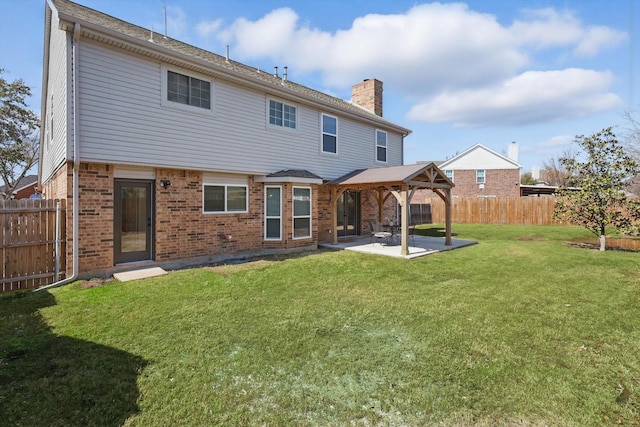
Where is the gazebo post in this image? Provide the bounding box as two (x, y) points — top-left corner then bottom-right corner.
(400, 186), (409, 256)
(445, 187), (452, 246)
(331, 187), (339, 244)
(376, 188), (385, 222)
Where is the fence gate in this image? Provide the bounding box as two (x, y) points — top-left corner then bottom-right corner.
(1, 199), (66, 293)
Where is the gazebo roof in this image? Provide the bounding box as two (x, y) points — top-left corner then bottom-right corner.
(327, 163), (453, 190)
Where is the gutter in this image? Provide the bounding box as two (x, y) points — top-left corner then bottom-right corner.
(35, 22), (81, 291)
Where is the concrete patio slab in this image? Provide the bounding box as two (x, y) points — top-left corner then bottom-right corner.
(319, 235), (477, 259)
(114, 267), (168, 282)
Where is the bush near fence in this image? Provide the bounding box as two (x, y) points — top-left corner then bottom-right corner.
(1, 199), (67, 293)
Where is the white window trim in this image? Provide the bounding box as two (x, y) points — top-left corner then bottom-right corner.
(476, 169), (485, 184)
(375, 129), (388, 163)
(264, 185), (282, 241)
(161, 64), (215, 116)
(266, 97), (298, 132)
(292, 186), (312, 240)
(320, 113), (338, 155)
(445, 170), (454, 182)
(203, 183), (249, 214)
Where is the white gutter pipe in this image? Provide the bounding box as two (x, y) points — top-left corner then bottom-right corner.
(36, 23), (81, 291)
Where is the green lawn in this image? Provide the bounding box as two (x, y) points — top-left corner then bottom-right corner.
(1, 224), (639, 426)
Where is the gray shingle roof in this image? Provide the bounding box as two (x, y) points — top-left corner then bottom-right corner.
(49, 0), (410, 135)
(327, 163), (453, 188)
(267, 169), (324, 180)
(1, 174), (38, 193)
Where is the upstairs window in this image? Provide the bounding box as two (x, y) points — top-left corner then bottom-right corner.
(476, 169), (485, 184)
(167, 71), (211, 109)
(376, 130), (387, 162)
(269, 99), (296, 129)
(445, 170), (454, 182)
(321, 114), (337, 153)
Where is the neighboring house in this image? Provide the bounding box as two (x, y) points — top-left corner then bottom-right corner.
(1, 175), (39, 199)
(39, 0), (414, 278)
(415, 143), (522, 200)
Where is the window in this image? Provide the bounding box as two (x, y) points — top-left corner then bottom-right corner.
(445, 170), (454, 182)
(265, 186), (282, 240)
(167, 70), (211, 109)
(321, 114), (337, 153)
(203, 184), (247, 213)
(476, 169), (485, 184)
(293, 187), (311, 239)
(376, 130), (387, 162)
(269, 99), (296, 129)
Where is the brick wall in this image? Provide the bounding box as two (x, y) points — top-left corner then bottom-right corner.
(49, 163), (322, 276)
(414, 168), (520, 200)
(41, 162), (73, 276)
(77, 163), (114, 272)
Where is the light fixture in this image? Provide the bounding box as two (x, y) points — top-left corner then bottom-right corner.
(160, 180), (172, 188)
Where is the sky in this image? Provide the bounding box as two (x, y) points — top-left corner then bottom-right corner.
(0, 0), (638, 174)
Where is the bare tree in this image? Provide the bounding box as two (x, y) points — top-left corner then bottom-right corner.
(540, 148), (576, 186)
(0, 69), (39, 199)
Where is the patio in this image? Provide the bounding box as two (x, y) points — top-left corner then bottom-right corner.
(319, 233), (477, 259)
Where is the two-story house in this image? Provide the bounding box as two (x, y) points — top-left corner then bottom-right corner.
(415, 144), (522, 202)
(39, 0), (421, 278)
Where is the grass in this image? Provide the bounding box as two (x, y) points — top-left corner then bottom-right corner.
(1, 224), (639, 426)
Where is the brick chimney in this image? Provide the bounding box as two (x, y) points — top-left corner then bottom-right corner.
(351, 78), (383, 116)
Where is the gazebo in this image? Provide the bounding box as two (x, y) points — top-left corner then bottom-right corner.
(327, 163), (454, 256)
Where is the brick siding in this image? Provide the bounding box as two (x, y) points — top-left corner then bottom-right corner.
(414, 168), (520, 201)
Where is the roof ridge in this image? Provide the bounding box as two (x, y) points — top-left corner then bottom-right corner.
(50, 0), (410, 134)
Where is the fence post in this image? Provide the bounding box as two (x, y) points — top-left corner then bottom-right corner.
(55, 200), (61, 281)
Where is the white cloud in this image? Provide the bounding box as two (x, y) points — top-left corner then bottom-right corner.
(196, 19), (223, 38)
(510, 8), (626, 57)
(194, 3), (625, 127)
(406, 69), (622, 127)
(209, 3), (527, 92)
(537, 135), (574, 148)
(574, 26), (627, 57)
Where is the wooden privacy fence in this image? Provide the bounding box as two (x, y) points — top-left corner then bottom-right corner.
(424, 197), (561, 225)
(1, 199), (66, 293)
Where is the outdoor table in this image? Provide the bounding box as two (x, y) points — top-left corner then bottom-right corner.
(383, 224), (401, 245)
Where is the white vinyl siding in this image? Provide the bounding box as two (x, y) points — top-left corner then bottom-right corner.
(265, 186), (282, 240)
(40, 20), (70, 183)
(75, 42), (404, 179)
(292, 187), (311, 239)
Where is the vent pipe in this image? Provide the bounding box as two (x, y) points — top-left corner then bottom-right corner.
(273, 66), (279, 78)
(283, 66), (288, 81)
(226, 45), (229, 62)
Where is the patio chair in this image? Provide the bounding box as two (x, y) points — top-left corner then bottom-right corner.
(368, 220), (392, 245)
(408, 225), (416, 246)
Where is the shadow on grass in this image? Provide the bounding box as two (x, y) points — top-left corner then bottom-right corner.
(0, 291), (147, 426)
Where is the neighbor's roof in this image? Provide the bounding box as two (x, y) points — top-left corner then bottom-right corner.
(0, 175), (38, 193)
(440, 144), (522, 169)
(47, 0), (411, 136)
(327, 163), (453, 189)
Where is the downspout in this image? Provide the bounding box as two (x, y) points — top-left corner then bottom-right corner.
(36, 23), (81, 291)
